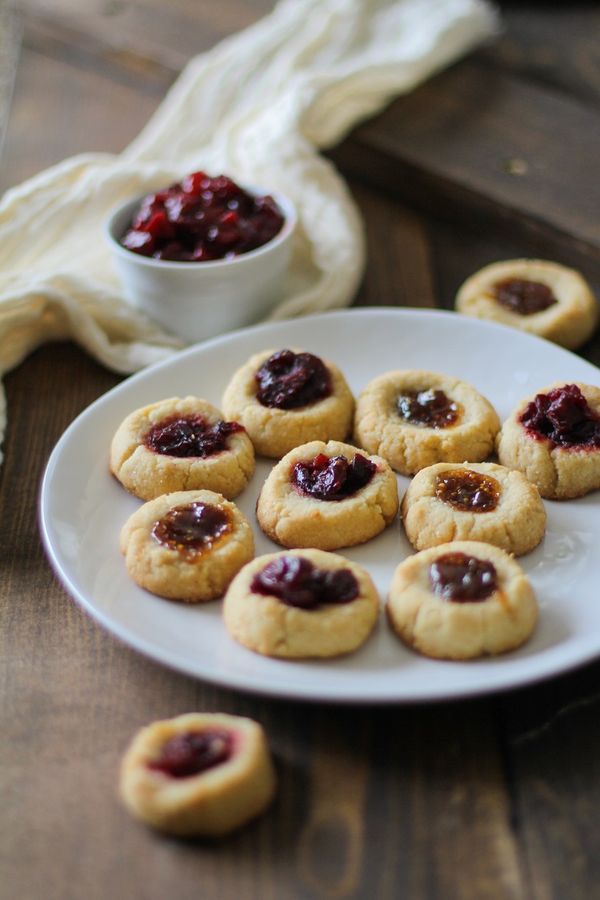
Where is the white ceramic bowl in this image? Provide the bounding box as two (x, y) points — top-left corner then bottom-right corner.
(105, 187), (296, 344)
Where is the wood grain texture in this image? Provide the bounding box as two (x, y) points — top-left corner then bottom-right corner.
(2, 3), (600, 899)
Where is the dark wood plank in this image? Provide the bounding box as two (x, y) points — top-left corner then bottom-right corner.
(331, 59), (600, 274)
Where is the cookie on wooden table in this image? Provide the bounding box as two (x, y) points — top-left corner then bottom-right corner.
(354, 369), (499, 476)
(120, 489), (254, 602)
(456, 259), (598, 350)
(496, 381), (600, 499)
(256, 439), (398, 550)
(119, 713), (276, 837)
(401, 461), (546, 555)
(223, 549), (379, 659)
(386, 540), (538, 660)
(110, 396), (254, 500)
(222, 348), (354, 458)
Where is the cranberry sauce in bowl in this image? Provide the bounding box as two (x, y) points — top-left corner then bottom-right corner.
(120, 172), (285, 263)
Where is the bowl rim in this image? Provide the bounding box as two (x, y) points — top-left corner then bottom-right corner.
(104, 182), (297, 271)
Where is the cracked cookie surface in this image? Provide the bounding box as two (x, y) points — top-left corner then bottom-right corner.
(119, 712), (276, 836)
(223, 549), (379, 658)
(402, 461), (546, 555)
(221, 348), (354, 458)
(110, 396), (254, 500)
(496, 381), (600, 499)
(456, 259), (598, 350)
(120, 489), (254, 602)
(387, 540), (538, 660)
(256, 440), (398, 550)
(354, 369), (500, 476)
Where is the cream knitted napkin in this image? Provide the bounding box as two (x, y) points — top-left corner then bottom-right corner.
(0, 0), (498, 460)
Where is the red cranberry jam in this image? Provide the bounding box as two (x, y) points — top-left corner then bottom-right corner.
(292, 452), (376, 501)
(120, 171), (284, 262)
(493, 278), (557, 315)
(397, 389), (460, 428)
(435, 470), (501, 513)
(519, 384), (600, 448)
(429, 552), (498, 603)
(144, 414), (244, 458)
(149, 730), (232, 778)
(255, 349), (332, 409)
(152, 502), (231, 556)
(251, 555), (359, 609)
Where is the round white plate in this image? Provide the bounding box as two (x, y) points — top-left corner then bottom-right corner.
(40, 308), (600, 703)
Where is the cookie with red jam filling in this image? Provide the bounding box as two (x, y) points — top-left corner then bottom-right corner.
(456, 259), (598, 350)
(401, 461), (546, 555)
(110, 396), (254, 500)
(120, 489), (254, 602)
(223, 549), (379, 658)
(496, 381), (600, 499)
(119, 713), (276, 836)
(221, 348), (354, 458)
(354, 370), (500, 476)
(387, 540), (538, 660)
(256, 440), (398, 550)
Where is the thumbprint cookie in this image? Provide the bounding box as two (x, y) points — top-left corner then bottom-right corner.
(110, 396), (254, 500)
(387, 540), (538, 660)
(354, 370), (499, 475)
(120, 489), (254, 602)
(221, 348), (354, 458)
(119, 713), (276, 836)
(223, 549), (379, 658)
(256, 440), (398, 550)
(496, 382), (600, 499)
(456, 259), (598, 350)
(402, 462), (546, 555)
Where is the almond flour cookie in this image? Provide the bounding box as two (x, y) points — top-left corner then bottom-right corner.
(223, 549), (379, 658)
(496, 382), (600, 499)
(402, 462), (546, 556)
(110, 396), (254, 501)
(354, 370), (500, 476)
(221, 348), (354, 458)
(387, 540), (538, 660)
(119, 713), (276, 837)
(120, 489), (254, 602)
(456, 259), (598, 350)
(256, 440), (398, 550)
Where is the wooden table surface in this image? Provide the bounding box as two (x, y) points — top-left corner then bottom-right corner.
(2, 3), (600, 899)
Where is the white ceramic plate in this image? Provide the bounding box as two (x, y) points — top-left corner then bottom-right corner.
(40, 308), (600, 703)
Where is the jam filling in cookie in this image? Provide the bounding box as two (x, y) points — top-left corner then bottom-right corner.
(144, 414), (244, 458)
(493, 278), (558, 315)
(292, 452), (376, 501)
(149, 730), (233, 778)
(396, 389), (461, 428)
(435, 470), (501, 513)
(520, 384), (600, 448)
(429, 552), (498, 603)
(255, 350), (332, 409)
(251, 555), (359, 609)
(152, 502), (232, 557)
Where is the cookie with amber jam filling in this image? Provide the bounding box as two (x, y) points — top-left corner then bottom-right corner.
(120, 489), (254, 602)
(110, 396), (254, 501)
(222, 348), (354, 458)
(387, 540), (538, 660)
(402, 461), (546, 555)
(496, 381), (600, 499)
(354, 370), (500, 476)
(223, 549), (379, 658)
(119, 712), (276, 837)
(456, 259), (598, 350)
(256, 439), (398, 550)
